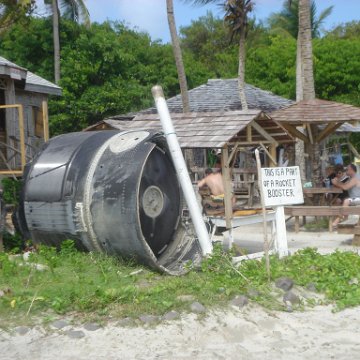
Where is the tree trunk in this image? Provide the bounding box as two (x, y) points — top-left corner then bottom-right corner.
(298, 0), (315, 101)
(166, 0), (194, 169)
(295, 35), (306, 181)
(237, 28), (248, 110)
(52, 0), (60, 84)
(295, 36), (303, 102)
(166, 0), (190, 113)
(298, 0), (320, 185)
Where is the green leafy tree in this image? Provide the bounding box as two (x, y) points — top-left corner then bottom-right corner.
(0, 18), (212, 134)
(43, 0), (90, 83)
(180, 12), (237, 77)
(184, 0), (254, 109)
(166, 0), (190, 113)
(268, 0), (333, 38)
(0, 0), (34, 34)
(325, 21), (360, 40)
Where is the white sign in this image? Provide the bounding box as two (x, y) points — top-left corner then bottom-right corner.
(261, 166), (304, 207)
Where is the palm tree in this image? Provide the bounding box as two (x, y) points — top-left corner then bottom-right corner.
(43, 0), (90, 84)
(296, 0), (321, 184)
(269, 0), (333, 39)
(224, 0), (254, 110)
(0, 1), (89, 84)
(166, 0), (190, 113)
(58, 0), (89, 25)
(297, 0), (315, 101)
(184, 0), (254, 110)
(0, 0), (34, 34)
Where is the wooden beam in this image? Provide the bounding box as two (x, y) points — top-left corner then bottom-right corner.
(349, 142), (360, 159)
(221, 146), (233, 229)
(269, 143), (277, 167)
(0, 151), (17, 179)
(246, 125), (252, 142)
(280, 123), (309, 143)
(229, 140), (273, 145)
(18, 104), (26, 172)
(228, 142), (240, 166)
(0, 141), (31, 159)
(0, 170), (23, 175)
(42, 100), (50, 142)
(251, 121), (278, 145)
(306, 124), (313, 144)
(0, 104), (26, 173)
(259, 142), (277, 166)
(314, 122), (341, 143)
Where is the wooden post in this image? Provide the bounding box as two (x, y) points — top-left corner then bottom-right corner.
(0, 190), (3, 252)
(246, 125), (252, 142)
(42, 100), (50, 142)
(18, 105), (26, 172)
(255, 149), (270, 279)
(270, 143), (277, 167)
(275, 206), (288, 258)
(222, 146), (233, 232)
(5, 79), (16, 169)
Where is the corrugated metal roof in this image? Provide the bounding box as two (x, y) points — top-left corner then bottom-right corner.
(0, 55), (27, 81)
(271, 99), (360, 124)
(139, 79), (294, 114)
(25, 71), (62, 96)
(114, 110), (293, 148)
(0, 55), (61, 95)
(0, 56), (26, 71)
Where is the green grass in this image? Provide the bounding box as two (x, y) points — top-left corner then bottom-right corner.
(304, 218), (329, 231)
(1, 241), (360, 328)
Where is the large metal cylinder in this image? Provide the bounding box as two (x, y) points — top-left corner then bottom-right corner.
(16, 130), (202, 274)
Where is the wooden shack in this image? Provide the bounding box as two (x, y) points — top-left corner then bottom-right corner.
(89, 110), (293, 231)
(83, 80), (298, 231)
(0, 56), (61, 176)
(271, 99), (360, 180)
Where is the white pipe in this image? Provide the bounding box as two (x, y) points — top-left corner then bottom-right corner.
(152, 85), (213, 256)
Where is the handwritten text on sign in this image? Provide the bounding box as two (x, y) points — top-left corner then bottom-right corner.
(261, 166), (304, 206)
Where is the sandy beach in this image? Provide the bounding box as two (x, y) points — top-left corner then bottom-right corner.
(1, 303), (360, 360)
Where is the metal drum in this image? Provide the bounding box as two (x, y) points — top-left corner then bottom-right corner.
(16, 130), (201, 274)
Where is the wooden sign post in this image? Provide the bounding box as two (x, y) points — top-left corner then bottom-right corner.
(256, 155), (304, 258)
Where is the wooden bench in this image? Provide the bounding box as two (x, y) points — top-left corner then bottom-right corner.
(232, 168), (256, 207)
(284, 206), (360, 233)
(337, 218), (360, 246)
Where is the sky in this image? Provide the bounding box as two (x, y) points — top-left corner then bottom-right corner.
(85, 0), (360, 43)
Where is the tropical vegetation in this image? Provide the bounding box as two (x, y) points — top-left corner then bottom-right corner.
(0, 2), (357, 143)
(2, 244), (360, 327)
(0, 1), (360, 322)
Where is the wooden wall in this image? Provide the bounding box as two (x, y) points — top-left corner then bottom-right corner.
(0, 77), (47, 170)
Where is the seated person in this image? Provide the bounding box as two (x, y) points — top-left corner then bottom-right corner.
(198, 168), (236, 210)
(329, 164), (349, 204)
(331, 163), (360, 226)
(323, 165), (335, 187)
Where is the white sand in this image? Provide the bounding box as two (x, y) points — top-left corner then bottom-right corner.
(1, 304), (360, 360)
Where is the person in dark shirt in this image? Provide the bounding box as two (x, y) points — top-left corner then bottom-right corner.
(333, 164), (349, 202)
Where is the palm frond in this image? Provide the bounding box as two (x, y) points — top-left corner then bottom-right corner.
(182, 0), (220, 5)
(317, 6), (333, 24)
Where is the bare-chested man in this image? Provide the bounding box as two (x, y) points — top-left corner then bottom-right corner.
(198, 169), (225, 196)
(198, 169), (236, 205)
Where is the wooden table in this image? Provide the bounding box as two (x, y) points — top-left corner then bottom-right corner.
(303, 187), (343, 206)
